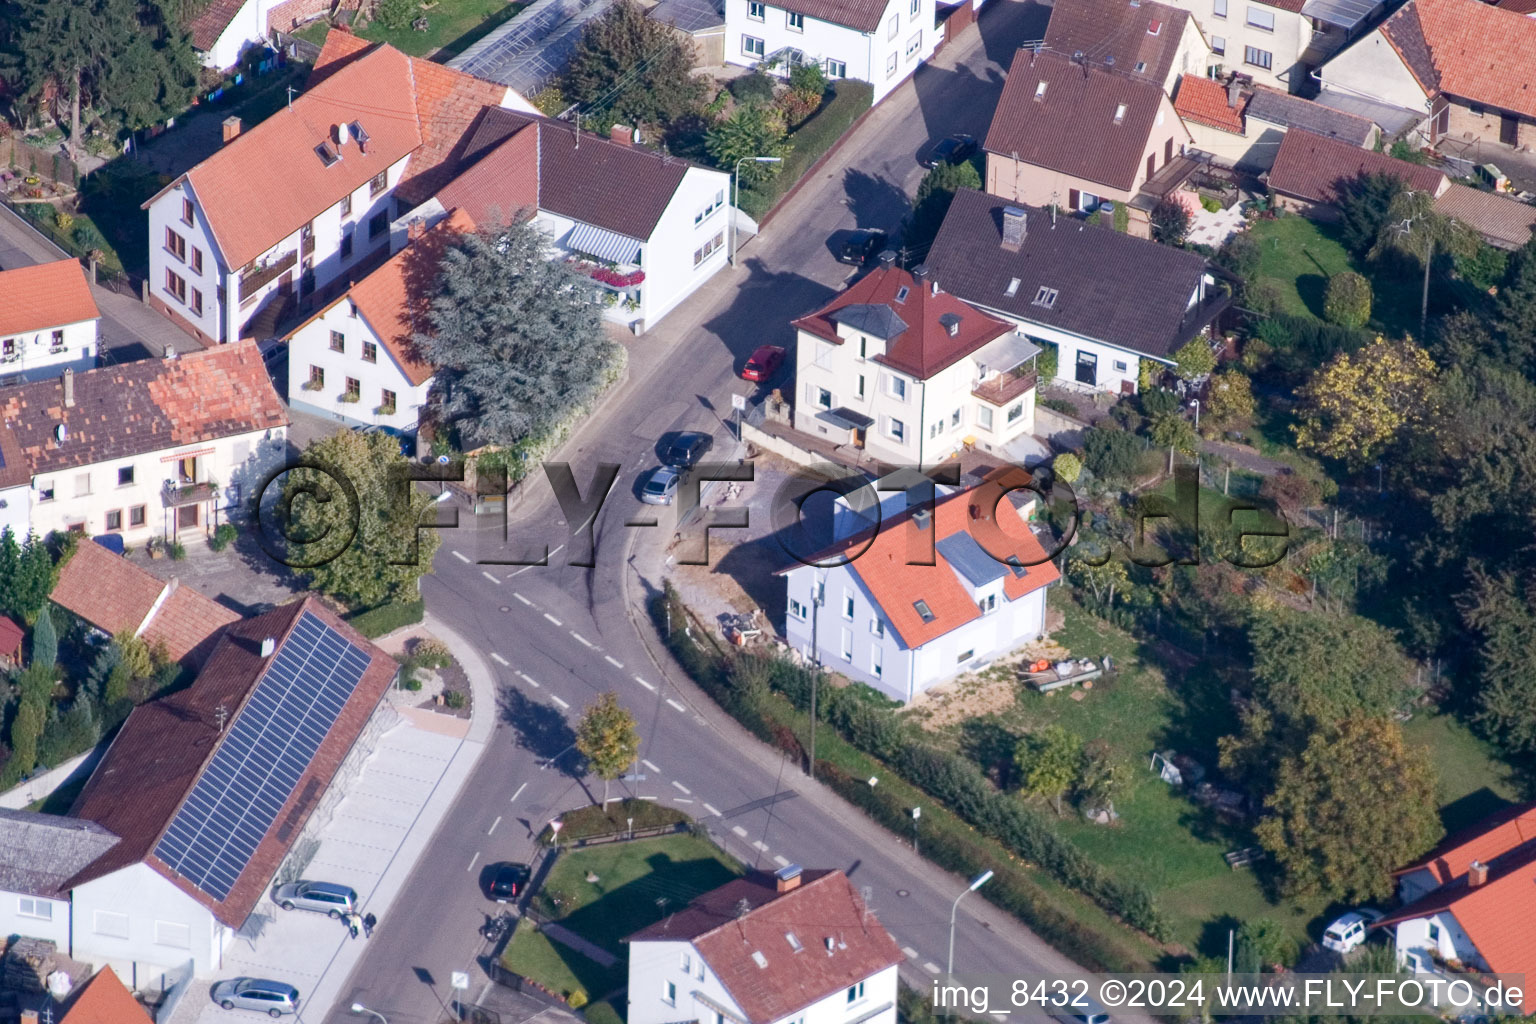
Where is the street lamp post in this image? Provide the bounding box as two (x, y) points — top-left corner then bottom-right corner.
(351, 1004), (388, 1024)
(911, 807), (921, 855)
(1189, 398), (1200, 434)
(808, 572), (824, 780)
(947, 870), (995, 983)
(731, 156), (783, 267)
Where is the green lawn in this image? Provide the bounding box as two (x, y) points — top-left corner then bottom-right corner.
(501, 919), (627, 1002)
(1247, 215), (1421, 337)
(532, 833), (744, 954)
(1403, 710), (1522, 834)
(345, 0), (527, 59)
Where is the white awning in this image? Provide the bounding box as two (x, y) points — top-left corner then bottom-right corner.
(565, 222), (643, 265)
(973, 332), (1041, 375)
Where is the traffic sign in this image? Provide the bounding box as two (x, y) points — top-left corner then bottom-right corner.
(731, 393), (747, 411)
(451, 971), (470, 990)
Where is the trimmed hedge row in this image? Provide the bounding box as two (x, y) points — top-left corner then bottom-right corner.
(738, 80), (874, 219)
(346, 598), (425, 638)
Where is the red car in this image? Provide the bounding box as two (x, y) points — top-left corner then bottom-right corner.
(742, 345), (785, 382)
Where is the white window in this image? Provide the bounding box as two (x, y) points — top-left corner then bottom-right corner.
(696, 961), (705, 981)
(790, 598), (807, 619)
(694, 231), (725, 266)
(977, 406), (994, 431)
(748, 0), (765, 16)
(155, 920), (191, 949)
(1213, 0), (1227, 15)
(37, 480), (54, 502)
(840, 627), (853, 660)
(74, 472), (91, 497)
(979, 593), (997, 613)
(1033, 286), (1058, 308)
(888, 417), (905, 442)
(1077, 191), (1100, 212)
(788, 10), (804, 29)
(887, 374), (907, 399)
(1246, 6), (1274, 29)
(870, 617), (884, 637)
(743, 34), (765, 57)
(17, 897), (52, 920)
(1244, 45), (1273, 69)
(871, 646), (883, 678)
(1211, 34), (1226, 54)
(663, 982), (676, 1005)
(950, 408), (961, 429)
(886, 52), (898, 77)
(906, 30), (922, 57)
(811, 385), (832, 409)
(929, 421), (941, 440)
(910, 0), (919, 12)
(843, 591), (855, 619)
(681, 952), (692, 973)
(94, 910), (130, 938)
(856, 374), (865, 397)
(957, 647), (975, 664)
(1113, 360), (1128, 373)
(827, 60), (847, 77)
(887, 12), (898, 38)
(695, 190), (725, 224)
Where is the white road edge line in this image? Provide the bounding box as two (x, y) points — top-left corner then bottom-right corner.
(467, 851), (480, 872)
(510, 783), (527, 803)
(673, 798), (694, 804)
(571, 631), (594, 648)
(922, 963), (940, 974)
(514, 593), (532, 606)
(550, 695), (570, 710)
(488, 815), (502, 835)
(751, 840), (768, 851)
(544, 613), (563, 626)
(452, 550), (471, 563)
(702, 803), (721, 817)
(672, 781), (691, 794)
(666, 698), (686, 712)
(640, 795), (659, 801)
(481, 570), (501, 585)
(773, 855), (790, 867)
(490, 653), (509, 666)
(634, 676), (656, 691)
(901, 947), (919, 959)
(641, 759), (660, 772)
(605, 655), (623, 668)
(731, 826), (749, 838)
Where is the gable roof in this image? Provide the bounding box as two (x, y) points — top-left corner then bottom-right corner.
(0, 615), (22, 659)
(435, 120), (541, 228)
(1394, 0), (1536, 118)
(986, 50), (1176, 192)
(926, 189), (1216, 360)
(1244, 84), (1376, 146)
(1434, 182), (1536, 250)
(0, 258), (101, 337)
(66, 596), (397, 927)
(1267, 128), (1448, 204)
(187, 0), (250, 52)
(0, 340), (287, 477)
(771, 0), (891, 33)
(444, 107), (693, 240)
(1043, 0), (1194, 86)
(61, 968), (154, 1024)
(790, 263), (1014, 380)
(0, 807), (120, 900)
(1378, 802), (1536, 990)
(290, 209), (478, 386)
(1174, 74), (1246, 134)
(628, 870), (903, 1023)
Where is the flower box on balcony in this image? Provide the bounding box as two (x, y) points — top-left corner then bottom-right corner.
(339, 392), (360, 404)
(301, 379), (324, 392)
(568, 258), (645, 288)
(375, 404), (396, 416)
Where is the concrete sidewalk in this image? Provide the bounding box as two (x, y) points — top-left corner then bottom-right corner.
(166, 614), (499, 1024)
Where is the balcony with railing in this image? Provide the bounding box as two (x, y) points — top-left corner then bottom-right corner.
(163, 479), (217, 507)
(972, 368), (1038, 406)
(238, 250), (298, 305)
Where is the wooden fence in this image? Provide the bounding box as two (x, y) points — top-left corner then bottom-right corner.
(0, 135), (78, 184)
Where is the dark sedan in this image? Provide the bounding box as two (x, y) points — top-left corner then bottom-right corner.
(488, 862), (530, 902)
(920, 134), (978, 168)
(837, 229), (888, 265)
(663, 431), (714, 468)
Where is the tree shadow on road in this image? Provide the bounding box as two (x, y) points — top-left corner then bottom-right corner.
(500, 686), (584, 779)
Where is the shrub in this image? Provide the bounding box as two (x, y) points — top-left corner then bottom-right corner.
(1336, 172), (1403, 256)
(413, 636), (453, 668)
(375, 0), (420, 30)
(1200, 195), (1222, 213)
(736, 80), (872, 218)
(1053, 452), (1082, 483)
(1138, 387), (1180, 419)
(168, 540), (186, 560)
(444, 690), (467, 709)
(787, 61), (827, 99)
(402, 675), (422, 692)
(209, 523), (238, 551)
(1036, 340), (1059, 380)
(1172, 338), (1216, 380)
(54, 210), (74, 232)
(1216, 231), (1261, 281)
(1323, 271), (1372, 329)
(347, 599), (426, 638)
(1150, 198), (1190, 246)
(1082, 426), (1144, 485)
(729, 71), (777, 107)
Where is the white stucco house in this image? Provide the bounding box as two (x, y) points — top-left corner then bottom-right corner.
(723, 0), (939, 104)
(0, 342), (288, 545)
(426, 107), (735, 334)
(142, 30), (534, 348)
(779, 473), (1059, 704)
(627, 866), (903, 1024)
(1160, 0), (1383, 93)
(0, 259), (100, 385)
(1377, 802), (1536, 1013)
(789, 259), (1044, 466)
(926, 189), (1230, 396)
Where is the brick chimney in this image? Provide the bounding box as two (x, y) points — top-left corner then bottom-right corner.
(62, 368), (74, 408)
(610, 124), (633, 147)
(774, 863), (802, 892)
(1227, 78), (1243, 109)
(1469, 859), (1488, 887)
(222, 116), (242, 144)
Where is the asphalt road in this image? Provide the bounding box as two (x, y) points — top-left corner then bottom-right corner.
(323, 5), (1075, 1022)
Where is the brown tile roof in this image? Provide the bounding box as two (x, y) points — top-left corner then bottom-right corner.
(1435, 182), (1536, 250)
(1174, 74), (1245, 134)
(791, 263), (1013, 380)
(773, 0), (890, 32)
(1406, 0), (1536, 118)
(0, 340), (286, 476)
(0, 615), (21, 660)
(1377, 802), (1536, 989)
(66, 596), (398, 928)
(0, 425), (28, 489)
(1267, 128), (1447, 204)
(1244, 84), (1377, 146)
(1497, 0), (1536, 15)
(1378, 0), (1440, 94)
(1258, 0), (1306, 14)
(144, 582), (243, 666)
(927, 189), (1216, 360)
(290, 209), (478, 386)
(1043, 0), (1193, 86)
(0, 258), (101, 337)
(985, 50), (1177, 192)
(628, 871), (904, 1024)
(451, 108), (691, 240)
(61, 968), (154, 1024)
(435, 122), (541, 228)
(186, 0), (249, 53)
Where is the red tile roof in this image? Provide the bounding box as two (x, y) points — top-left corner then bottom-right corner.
(628, 871), (904, 1024)
(0, 258), (101, 337)
(1267, 128), (1447, 204)
(62, 968), (154, 1024)
(0, 339), (287, 475)
(186, 0), (249, 53)
(66, 596), (398, 928)
(790, 263), (1014, 380)
(51, 541), (240, 665)
(774, 0), (891, 32)
(1379, 802), (1536, 991)
(0, 615), (22, 661)
(1408, 0), (1536, 119)
(435, 122), (541, 228)
(1174, 74), (1246, 134)
(290, 209), (478, 386)
(986, 50), (1181, 192)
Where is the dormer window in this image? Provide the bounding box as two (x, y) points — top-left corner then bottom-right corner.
(1134, 60), (1147, 72)
(940, 312), (962, 337)
(1113, 103), (1127, 124)
(895, 285), (910, 304)
(1033, 286), (1058, 308)
(315, 143), (340, 167)
(1034, 80), (1047, 100)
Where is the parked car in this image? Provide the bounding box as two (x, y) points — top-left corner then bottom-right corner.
(920, 134), (977, 168)
(640, 466), (681, 505)
(488, 862), (530, 902)
(211, 978), (300, 1018)
(742, 345), (786, 381)
(837, 229), (888, 265)
(1052, 997), (1111, 1024)
(1321, 909), (1383, 953)
(663, 431), (713, 468)
(273, 880), (357, 919)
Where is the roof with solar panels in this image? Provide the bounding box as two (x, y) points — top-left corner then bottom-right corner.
(63, 595), (398, 926)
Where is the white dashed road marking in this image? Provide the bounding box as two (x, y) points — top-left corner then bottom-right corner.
(550, 695), (570, 710)
(672, 781), (691, 795)
(452, 550), (471, 563)
(923, 963), (940, 975)
(634, 676), (656, 691)
(510, 783), (527, 803)
(571, 631), (594, 648)
(490, 653), (509, 666)
(901, 947), (919, 959)
(514, 593), (532, 606)
(773, 855), (790, 867)
(673, 798), (694, 804)
(752, 841), (768, 852)
(605, 655), (623, 668)
(488, 816), (501, 835)
(731, 826), (749, 838)
(481, 571), (501, 584)
(517, 671), (540, 688)
(543, 613), (563, 626)
(467, 852), (480, 872)
(666, 699), (686, 712)
(703, 803), (721, 816)
(642, 759), (660, 772)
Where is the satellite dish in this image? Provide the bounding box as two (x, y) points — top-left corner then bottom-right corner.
(1105, 55), (1115, 66)
(54, 424), (67, 443)
(1073, 50), (1085, 62)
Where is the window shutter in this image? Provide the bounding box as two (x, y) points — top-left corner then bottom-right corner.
(1068, 188), (1080, 210)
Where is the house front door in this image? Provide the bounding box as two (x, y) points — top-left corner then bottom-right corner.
(177, 504), (199, 531)
(1501, 113), (1520, 146)
(1075, 351), (1098, 387)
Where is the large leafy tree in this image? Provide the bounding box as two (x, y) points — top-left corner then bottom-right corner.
(1294, 337), (1438, 467)
(281, 429), (441, 610)
(419, 224), (622, 449)
(562, 0), (705, 130)
(1254, 717), (1442, 901)
(1014, 726), (1082, 815)
(1335, 171), (1404, 256)
(575, 691), (640, 805)
(1248, 610), (1413, 727)
(705, 105), (790, 183)
(0, 529), (57, 624)
(903, 160), (980, 256)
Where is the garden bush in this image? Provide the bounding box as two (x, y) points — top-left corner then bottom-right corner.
(208, 523), (238, 551)
(1323, 271), (1372, 329)
(729, 71), (777, 107)
(1082, 426), (1144, 485)
(736, 80), (872, 218)
(444, 690), (467, 709)
(413, 636), (453, 668)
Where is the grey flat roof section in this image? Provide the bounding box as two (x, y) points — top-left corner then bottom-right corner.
(936, 531), (1008, 588)
(1315, 88), (1426, 136)
(973, 331), (1041, 373)
(0, 808), (120, 900)
(1301, 0), (1377, 29)
(448, 0), (619, 95)
(1246, 88), (1376, 146)
(829, 303), (908, 340)
(650, 0), (724, 33)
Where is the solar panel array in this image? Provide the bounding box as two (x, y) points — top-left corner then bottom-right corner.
(154, 612), (371, 902)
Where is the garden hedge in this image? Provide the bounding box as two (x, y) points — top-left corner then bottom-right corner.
(738, 80), (874, 219)
(346, 598), (425, 638)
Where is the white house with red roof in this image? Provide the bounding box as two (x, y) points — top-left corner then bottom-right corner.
(778, 472), (1058, 702)
(626, 866), (902, 1024)
(791, 259), (1043, 467)
(0, 259), (101, 384)
(1378, 802), (1536, 1009)
(142, 31), (534, 348)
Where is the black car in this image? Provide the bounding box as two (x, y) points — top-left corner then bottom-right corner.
(488, 862), (530, 902)
(920, 134), (978, 168)
(663, 431), (714, 468)
(838, 229), (888, 266)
